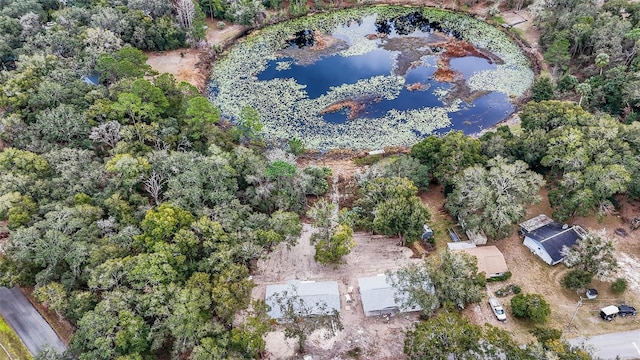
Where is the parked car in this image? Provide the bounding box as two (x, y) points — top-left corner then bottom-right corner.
(600, 305), (619, 321)
(489, 297), (507, 321)
(618, 304), (637, 316)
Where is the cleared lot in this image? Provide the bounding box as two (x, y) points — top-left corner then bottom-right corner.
(252, 224), (422, 359)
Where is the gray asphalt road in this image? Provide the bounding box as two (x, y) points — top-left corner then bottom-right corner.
(569, 328), (640, 360)
(0, 287), (66, 356)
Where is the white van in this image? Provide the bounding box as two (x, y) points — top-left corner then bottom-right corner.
(489, 297), (507, 321)
(600, 305), (619, 321)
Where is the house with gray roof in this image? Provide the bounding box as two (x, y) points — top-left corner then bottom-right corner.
(358, 274), (429, 317)
(520, 214), (587, 266)
(265, 280), (340, 320)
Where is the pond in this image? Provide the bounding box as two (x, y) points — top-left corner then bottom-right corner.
(208, 6), (534, 150)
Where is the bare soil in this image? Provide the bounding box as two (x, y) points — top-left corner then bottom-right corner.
(145, 19), (247, 91)
(252, 224), (422, 359)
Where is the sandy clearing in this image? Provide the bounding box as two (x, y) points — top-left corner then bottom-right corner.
(253, 222), (423, 359)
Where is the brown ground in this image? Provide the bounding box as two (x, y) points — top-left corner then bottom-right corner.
(145, 19), (247, 91)
(252, 224), (422, 359)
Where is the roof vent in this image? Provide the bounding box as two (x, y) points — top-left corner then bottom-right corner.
(562, 224), (569, 230)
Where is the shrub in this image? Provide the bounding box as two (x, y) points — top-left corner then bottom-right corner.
(511, 293), (551, 324)
(531, 76), (554, 102)
(287, 138), (305, 156)
(530, 327), (562, 349)
(217, 21), (226, 28)
(562, 269), (593, 290)
(487, 271), (512, 282)
(611, 278), (628, 294)
(513, 285), (521, 294)
(556, 74), (578, 92)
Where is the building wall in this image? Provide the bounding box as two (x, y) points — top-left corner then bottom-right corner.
(523, 237), (553, 265)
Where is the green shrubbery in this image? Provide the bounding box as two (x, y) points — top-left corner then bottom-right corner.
(511, 293), (551, 324)
(611, 278), (628, 294)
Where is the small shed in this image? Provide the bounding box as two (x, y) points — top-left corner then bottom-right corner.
(265, 280), (340, 320)
(358, 274), (429, 317)
(520, 215), (587, 266)
(452, 245), (509, 279)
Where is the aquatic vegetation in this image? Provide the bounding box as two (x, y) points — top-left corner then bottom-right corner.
(209, 6), (533, 150)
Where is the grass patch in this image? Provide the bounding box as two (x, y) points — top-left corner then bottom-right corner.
(491, 16), (506, 24)
(0, 315), (33, 360)
(353, 154), (383, 166)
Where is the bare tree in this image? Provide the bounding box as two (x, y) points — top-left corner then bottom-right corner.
(144, 171), (166, 206)
(173, 0), (196, 30)
(89, 121), (122, 148)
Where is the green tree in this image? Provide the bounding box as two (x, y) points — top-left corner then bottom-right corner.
(373, 195), (430, 246)
(96, 46), (154, 84)
(105, 154), (151, 193)
(511, 293), (551, 324)
(268, 210), (302, 248)
(595, 52), (610, 75)
(446, 156), (545, 239)
(390, 251), (483, 315)
(562, 269), (593, 290)
(576, 82), (591, 106)
(314, 224), (355, 267)
(520, 100), (590, 132)
(404, 309), (483, 359)
(411, 131), (485, 188)
(229, 300), (271, 358)
(355, 176), (428, 235)
(404, 308), (535, 360)
(33, 282), (68, 320)
(238, 106), (263, 142)
(544, 37), (571, 74)
(531, 75), (555, 102)
(562, 231), (617, 281)
(137, 203), (194, 248)
(212, 264), (254, 324)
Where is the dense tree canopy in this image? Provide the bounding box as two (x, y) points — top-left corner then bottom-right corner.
(2, 0), (640, 359)
(447, 156), (545, 239)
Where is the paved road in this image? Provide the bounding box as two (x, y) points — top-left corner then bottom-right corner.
(0, 287), (66, 356)
(569, 329), (640, 360)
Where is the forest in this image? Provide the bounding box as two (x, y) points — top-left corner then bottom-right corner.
(0, 0), (639, 359)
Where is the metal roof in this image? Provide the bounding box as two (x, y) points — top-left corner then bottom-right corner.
(358, 274), (428, 314)
(525, 222), (585, 263)
(519, 214), (554, 233)
(265, 280), (340, 319)
(452, 246), (508, 276)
